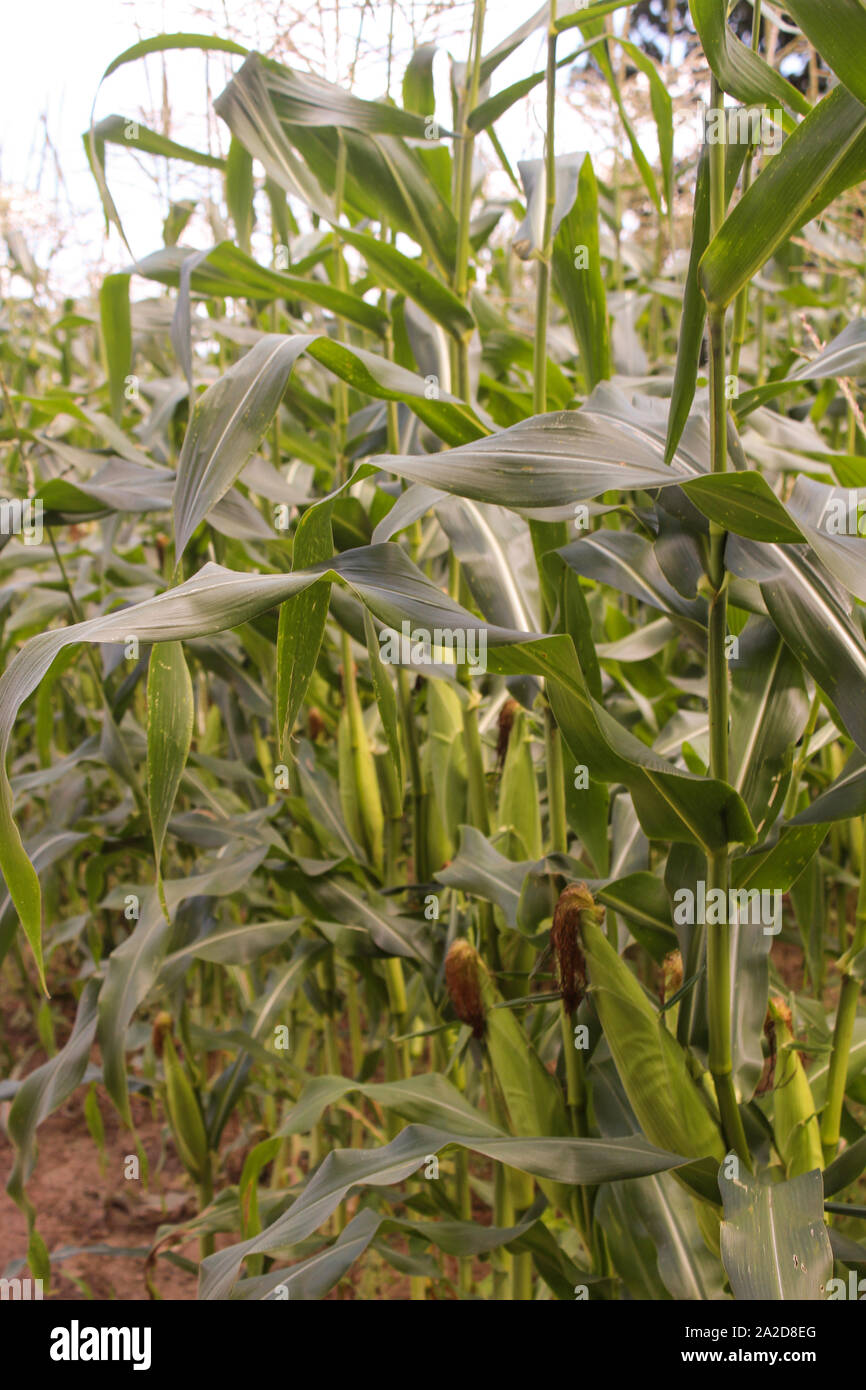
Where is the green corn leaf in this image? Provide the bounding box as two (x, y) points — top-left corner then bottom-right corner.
(403, 43), (437, 115)
(735, 318), (866, 418)
(336, 227), (475, 341)
(147, 642), (194, 880)
(199, 1123), (694, 1298)
(98, 273), (132, 424)
(701, 85), (866, 312)
(727, 537), (866, 756)
(719, 1166), (831, 1299)
(225, 137), (254, 252)
(491, 634), (756, 852)
(689, 0), (810, 117)
(162, 1033), (209, 1180)
(580, 914), (726, 1170)
(276, 499), (333, 758)
(364, 609), (404, 793)
(174, 331), (485, 561)
(552, 153), (611, 388)
(728, 618), (810, 834)
(782, 1), (866, 108)
(497, 706), (542, 860)
(215, 54), (458, 272)
(130, 242), (389, 335)
(278, 1072), (504, 1139)
(681, 472), (805, 544)
(664, 135), (747, 461)
(173, 334), (304, 560)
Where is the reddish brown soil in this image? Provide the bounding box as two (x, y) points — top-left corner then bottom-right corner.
(0, 973), (231, 1301)
(0, 1088), (201, 1300)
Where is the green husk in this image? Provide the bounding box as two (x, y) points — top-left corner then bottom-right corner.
(768, 998), (824, 1179)
(445, 939), (575, 1214)
(580, 915), (725, 1167)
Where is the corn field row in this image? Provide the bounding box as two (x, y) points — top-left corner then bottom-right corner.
(2, 0), (866, 1304)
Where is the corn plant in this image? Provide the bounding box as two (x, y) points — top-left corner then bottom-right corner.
(3, 0), (866, 1302)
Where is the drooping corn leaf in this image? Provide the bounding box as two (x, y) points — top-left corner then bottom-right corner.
(131, 241), (389, 335)
(199, 1124), (695, 1298)
(689, 0), (811, 118)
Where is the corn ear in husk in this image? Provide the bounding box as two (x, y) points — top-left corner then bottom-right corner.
(768, 997), (823, 1178)
(580, 915), (725, 1175)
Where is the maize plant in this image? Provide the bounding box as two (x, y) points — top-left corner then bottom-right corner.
(3, 0), (866, 1306)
